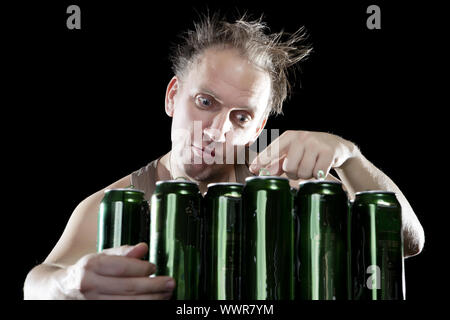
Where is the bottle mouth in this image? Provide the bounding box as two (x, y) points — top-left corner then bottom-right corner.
(245, 175), (289, 182)
(155, 179), (199, 185)
(243, 167), (289, 182)
(207, 182), (244, 188)
(258, 168), (271, 176)
(104, 188), (145, 194)
(317, 170), (326, 180)
(355, 190), (396, 196)
(299, 180), (342, 185)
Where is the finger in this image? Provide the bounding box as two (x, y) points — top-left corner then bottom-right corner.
(101, 244), (136, 256)
(101, 243), (148, 259)
(297, 150), (319, 180)
(93, 254), (155, 277)
(249, 134), (291, 173)
(125, 242), (149, 259)
(312, 152), (334, 179)
(96, 275), (175, 296)
(266, 155), (286, 176)
(281, 145), (305, 180)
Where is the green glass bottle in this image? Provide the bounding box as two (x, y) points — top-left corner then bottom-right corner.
(97, 188), (150, 260)
(150, 180), (202, 300)
(202, 182), (244, 300)
(296, 181), (349, 300)
(241, 176), (295, 300)
(350, 191), (404, 300)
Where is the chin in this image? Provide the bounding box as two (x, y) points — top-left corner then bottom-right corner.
(183, 163), (224, 182)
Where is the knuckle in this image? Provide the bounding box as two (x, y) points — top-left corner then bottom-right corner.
(298, 130), (310, 140)
(306, 136), (318, 148)
(321, 144), (333, 154)
(284, 130), (299, 140)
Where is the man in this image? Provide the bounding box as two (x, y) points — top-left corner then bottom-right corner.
(23, 13), (424, 300)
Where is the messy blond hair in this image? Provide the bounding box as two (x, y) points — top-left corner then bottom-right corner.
(169, 12), (312, 116)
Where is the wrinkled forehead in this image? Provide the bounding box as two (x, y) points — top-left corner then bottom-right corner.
(184, 48), (272, 111)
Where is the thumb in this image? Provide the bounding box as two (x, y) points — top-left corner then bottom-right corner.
(125, 242), (149, 259)
(101, 242), (148, 259)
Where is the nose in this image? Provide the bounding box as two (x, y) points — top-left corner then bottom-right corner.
(203, 111), (233, 143)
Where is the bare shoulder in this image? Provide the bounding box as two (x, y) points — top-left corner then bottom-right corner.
(86, 174), (132, 200)
(72, 174), (132, 215)
(104, 174), (133, 191)
(44, 174), (132, 266)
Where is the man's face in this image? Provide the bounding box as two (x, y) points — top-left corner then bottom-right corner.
(166, 48), (271, 181)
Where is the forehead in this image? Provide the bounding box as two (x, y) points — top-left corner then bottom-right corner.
(185, 48), (271, 109)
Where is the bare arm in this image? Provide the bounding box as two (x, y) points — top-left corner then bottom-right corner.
(23, 175), (128, 299)
(23, 175), (175, 299)
(249, 130), (425, 259)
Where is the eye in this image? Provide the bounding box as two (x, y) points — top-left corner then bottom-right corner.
(195, 95), (213, 108)
(234, 112), (252, 125)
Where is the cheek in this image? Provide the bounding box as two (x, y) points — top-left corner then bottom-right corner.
(173, 98), (211, 129)
(171, 99), (192, 143)
(170, 103), (194, 141)
(229, 127), (256, 146)
(171, 99), (212, 144)
(173, 99), (193, 121)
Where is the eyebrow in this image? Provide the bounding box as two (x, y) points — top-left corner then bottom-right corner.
(198, 87), (257, 113)
(199, 88), (224, 104)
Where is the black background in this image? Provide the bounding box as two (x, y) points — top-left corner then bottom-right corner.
(2, 0), (445, 308)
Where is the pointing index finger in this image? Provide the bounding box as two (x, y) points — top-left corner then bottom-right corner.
(249, 133), (291, 173)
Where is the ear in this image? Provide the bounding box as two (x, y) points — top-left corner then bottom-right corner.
(165, 76), (179, 117)
(246, 116), (268, 146)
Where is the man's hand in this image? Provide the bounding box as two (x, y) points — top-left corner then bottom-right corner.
(249, 130), (359, 180)
(57, 243), (175, 300)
